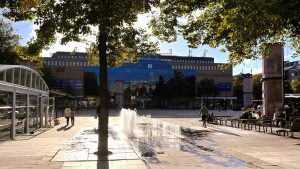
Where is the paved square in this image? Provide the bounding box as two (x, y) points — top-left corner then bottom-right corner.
(0, 108), (299, 169)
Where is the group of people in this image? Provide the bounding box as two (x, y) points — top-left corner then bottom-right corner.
(199, 104), (215, 128)
(63, 105), (76, 126)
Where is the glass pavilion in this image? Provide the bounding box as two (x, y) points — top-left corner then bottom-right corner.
(0, 65), (54, 141)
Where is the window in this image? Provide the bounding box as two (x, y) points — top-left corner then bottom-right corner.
(291, 72), (295, 76)
(148, 64), (152, 69)
(13, 68), (20, 84)
(20, 69), (26, 86)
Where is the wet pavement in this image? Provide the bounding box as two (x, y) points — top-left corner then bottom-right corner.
(0, 108), (299, 169)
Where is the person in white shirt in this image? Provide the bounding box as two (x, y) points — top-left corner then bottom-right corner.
(64, 106), (71, 125)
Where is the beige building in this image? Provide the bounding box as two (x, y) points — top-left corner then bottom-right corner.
(43, 52), (90, 97)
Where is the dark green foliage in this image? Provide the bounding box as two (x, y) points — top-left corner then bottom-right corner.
(232, 76), (243, 101)
(40, 67), (55, 88)
(252, 74), (262, 101)
(197, 78), (219, 97)
(0, 18), (20, 64)
(284, 80), (293, 94)
(151, 0), (300, 65)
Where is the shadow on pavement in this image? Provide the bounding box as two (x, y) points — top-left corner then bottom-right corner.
(211, 128), (241, 137)
(56, 125), (68, 131)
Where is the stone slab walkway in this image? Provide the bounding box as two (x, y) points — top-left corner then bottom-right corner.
(0, 108), (299, 169)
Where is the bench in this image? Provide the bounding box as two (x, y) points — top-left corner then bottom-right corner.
(276, 129), (288, 136)
(214, 116), (232, 125)
(285, 116), (300, 128)
(288, 118), (300, 137)
(254, 118), (273, 133)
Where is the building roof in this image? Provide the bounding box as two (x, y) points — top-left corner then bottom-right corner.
(0, 65), (49, 94)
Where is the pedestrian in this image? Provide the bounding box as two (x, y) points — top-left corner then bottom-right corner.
(64, 105), (71, 125)
(70, 107), (75, 125)
(199, 104), (209, 128)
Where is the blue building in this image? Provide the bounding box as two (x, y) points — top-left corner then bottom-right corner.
(43, 52), (233, 101)
(84, 55), (196, 96)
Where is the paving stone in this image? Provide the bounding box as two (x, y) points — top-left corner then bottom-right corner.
(0, 109), (300, 169)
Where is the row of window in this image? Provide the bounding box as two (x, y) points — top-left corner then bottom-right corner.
(0, 68), (48, 92)
(172, 65), (223, 71)
(162, 59), (213, 64)
(44, 61), (98, 67)
(54, 54), (87, 59)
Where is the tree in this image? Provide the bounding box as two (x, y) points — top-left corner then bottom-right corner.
(151, 0), (300, 66)
(153, 76), (167, 108)
(284, 80), (293, 93)
(41, 67), (54, 89)
(291, 79), (300, 93)
(1, 0), (159, 154)
(197, 78), (220, 101)
(166, 71), (187, 98)
(123, 86), (131, 108)
(0, 18), (20, 64)
(184, 76), (196, 98)
(252, 74), (262, 101)
(232, 76), (243, 104)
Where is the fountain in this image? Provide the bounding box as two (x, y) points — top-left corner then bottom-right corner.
(51, 108), (249, 168)
(120, 108), (138, 138)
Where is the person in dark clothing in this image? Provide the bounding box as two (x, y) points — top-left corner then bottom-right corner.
(284, 105), (293, 122)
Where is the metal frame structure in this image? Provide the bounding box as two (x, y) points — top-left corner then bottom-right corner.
(0, 65), (53, 140)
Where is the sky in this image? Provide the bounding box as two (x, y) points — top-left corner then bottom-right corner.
(3, 14), (299, 75)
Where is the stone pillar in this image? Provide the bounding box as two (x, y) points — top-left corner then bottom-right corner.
(115, 80), (124, 108)
(243, 73), (253, 108)
(262, 44), (284, 117)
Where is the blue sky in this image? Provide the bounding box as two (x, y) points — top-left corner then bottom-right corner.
(4, 15), (299, 75)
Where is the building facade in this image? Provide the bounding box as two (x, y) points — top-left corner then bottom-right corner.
(43, 52), (89, 96)
(284, 60), (300, 81)
(43, 52), (233, 100)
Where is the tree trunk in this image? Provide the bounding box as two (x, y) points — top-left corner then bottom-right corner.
(97, 31), (109, 154)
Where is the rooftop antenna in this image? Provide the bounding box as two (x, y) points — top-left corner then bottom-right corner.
(169, 49), (172, 55)
(251, 69), (252, 74)
(188, 49), (193, 57)
(203, 49), (208, 57)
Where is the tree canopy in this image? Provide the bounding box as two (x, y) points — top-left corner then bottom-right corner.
(0, 18), (20, 64)
(1, 0), (159, 154)
(151, 0), (300, 66)
(291, 79), (300, 93)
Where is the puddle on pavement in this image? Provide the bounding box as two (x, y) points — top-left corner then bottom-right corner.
(128, 120), (248, 168)
(52, 116), (249, 168)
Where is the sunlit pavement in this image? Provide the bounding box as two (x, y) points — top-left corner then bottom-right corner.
(0, 108), (299, 169)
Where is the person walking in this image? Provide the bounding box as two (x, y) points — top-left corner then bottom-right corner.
(64, 106), (71, 125)
(200, 104), (209, 128)
(70, 107), (75, 125)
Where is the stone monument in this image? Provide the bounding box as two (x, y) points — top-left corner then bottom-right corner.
(262, 44), (284, 116)
(115, 80), (124, 108)
(242, 73), (253, 108)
